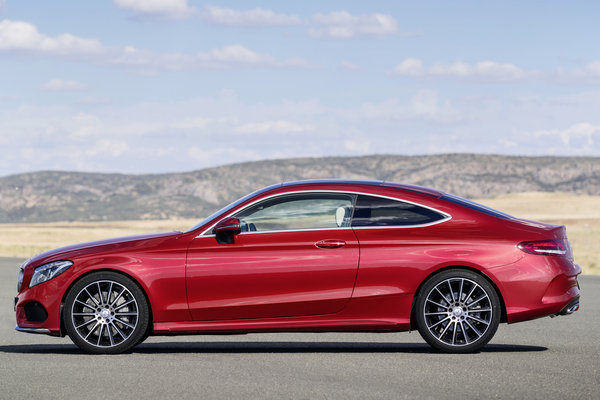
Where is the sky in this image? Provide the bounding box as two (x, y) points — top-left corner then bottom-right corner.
(1, 0), (600, 176)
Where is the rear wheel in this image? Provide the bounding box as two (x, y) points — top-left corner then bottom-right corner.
(64, 271), (149, 354)
(415, 269), (501, 353)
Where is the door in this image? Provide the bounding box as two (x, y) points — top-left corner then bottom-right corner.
(186, 192), (359, 321)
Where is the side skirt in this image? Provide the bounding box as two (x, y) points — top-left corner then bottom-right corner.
(154, 318), (409, 335)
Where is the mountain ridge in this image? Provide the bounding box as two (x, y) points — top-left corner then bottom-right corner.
(1, 153), (599, 223)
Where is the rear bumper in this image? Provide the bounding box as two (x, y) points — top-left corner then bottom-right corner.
(492, 256), (581, 323)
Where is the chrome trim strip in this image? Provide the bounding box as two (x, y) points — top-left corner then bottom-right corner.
(201, 227), (354, 238)
(198, 189), (452, 237)
(352, 218), (452, 229)
(15, 326), (52, 335)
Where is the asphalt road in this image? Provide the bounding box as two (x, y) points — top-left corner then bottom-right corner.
(1, 257), (598, 399)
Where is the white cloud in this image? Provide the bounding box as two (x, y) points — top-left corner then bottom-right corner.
(392, 58), (532, 81)
(362, 89), (464, 124)
(533, 122), (600, 145)
(339, 61), (362, 71)
(208, 44), (269, 64)
(113, 0), (194, 19)
(497, 138), (517, 148)
(344, 138), (371, 154)
(279, 57), (319, 69)
(187, 147), (262, 166)
(391, 58), (424, 76)
(431, 61), (526, 80)
(113, 44), (316, 70)
(565, 61), (600, 80)
(41, 79), (88, 91)
(200, 7), (402, 41)
(171, 117), (212, 130)
(410, 89), (440, 118)
(0, 20), (313, 72)
(235, 120), (314, 134)
(0, 20), (104, 55)
(392, 59), (600, 82)
(309, 11), (397, 39)
(202, 5), (301, 26)
(77, 96), (112, 106)
(68, 112), (101, 138)
(86, 139), (129, 157)
(3, 89), (600, 176)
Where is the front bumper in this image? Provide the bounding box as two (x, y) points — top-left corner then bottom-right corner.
(15, 296), (58, 335)
(15, 326), (54, 335)
(14, 272), (71, 336)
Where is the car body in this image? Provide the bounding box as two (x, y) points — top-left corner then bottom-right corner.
(15, 180), (581, 353)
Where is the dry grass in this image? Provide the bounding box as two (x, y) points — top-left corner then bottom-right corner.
(0, 220), (198, 261)
(1, 192), (597, 274)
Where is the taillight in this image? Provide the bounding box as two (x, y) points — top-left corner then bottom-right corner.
(518, 239), (571, 257)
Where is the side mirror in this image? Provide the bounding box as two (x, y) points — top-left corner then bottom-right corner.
(213, 217), (241, 244)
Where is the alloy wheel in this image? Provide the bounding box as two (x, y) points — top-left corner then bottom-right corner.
(423, 278), (493, 346)
(70, 280), (139, 348)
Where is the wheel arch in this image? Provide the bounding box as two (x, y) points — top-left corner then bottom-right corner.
(410, 265), (507, 330)
(59, 268), (154, 337)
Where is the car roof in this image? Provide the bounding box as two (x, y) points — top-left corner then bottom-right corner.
(279, 179), (445, 198)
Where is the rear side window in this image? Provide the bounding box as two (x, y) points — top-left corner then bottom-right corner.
(351, 195), (446, 227)
(441, 194), (514, 219)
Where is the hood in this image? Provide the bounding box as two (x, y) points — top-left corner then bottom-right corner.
(27, 231), (181, 267)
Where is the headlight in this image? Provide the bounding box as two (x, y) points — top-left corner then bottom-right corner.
(29, 260), (73, 288)
(17, 267), (24, 292)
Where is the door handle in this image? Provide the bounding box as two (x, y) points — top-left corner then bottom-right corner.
(315, 240), (346, 249)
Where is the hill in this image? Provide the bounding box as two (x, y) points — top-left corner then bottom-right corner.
(1, 154), (599, 223)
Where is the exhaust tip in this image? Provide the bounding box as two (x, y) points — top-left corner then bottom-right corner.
(565, 303), (580, 314)
(555, 297), (580, 316)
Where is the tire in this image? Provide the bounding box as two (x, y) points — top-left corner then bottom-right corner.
(135, 328), (151, 347)
(64, 271), (149, 354)
(415, 269), (501, 353)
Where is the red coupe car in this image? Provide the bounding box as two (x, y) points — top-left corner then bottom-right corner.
(15, 180), (581, 353)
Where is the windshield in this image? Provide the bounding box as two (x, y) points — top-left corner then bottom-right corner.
(185, 183), (282, 233)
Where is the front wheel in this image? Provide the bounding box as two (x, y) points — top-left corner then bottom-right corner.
(64, 271), (149, 354)
(415, 269), (501, 353)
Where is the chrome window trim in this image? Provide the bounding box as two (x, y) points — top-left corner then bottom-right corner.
(198, 190), (452, 238)
(352, 219), (451, 229)
(200, 227), (355, 238)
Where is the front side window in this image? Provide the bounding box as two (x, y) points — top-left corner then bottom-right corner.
(234, 193), (355, 232)
(351, 195), (445, 227)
